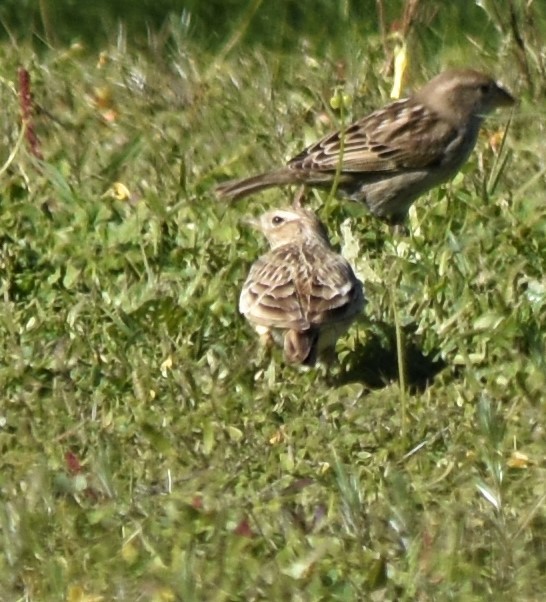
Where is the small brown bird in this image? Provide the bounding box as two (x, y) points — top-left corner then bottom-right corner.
(217, 69), (515, 224)
(239, 202), (365, 366)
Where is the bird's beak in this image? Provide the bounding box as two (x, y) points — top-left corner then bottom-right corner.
(241, 216), (260, 229)
(495, 83), (516, 107)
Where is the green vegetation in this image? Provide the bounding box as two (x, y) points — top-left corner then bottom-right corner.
(1, 1), (545, 600)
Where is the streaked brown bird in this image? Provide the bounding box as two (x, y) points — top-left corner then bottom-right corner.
(217, 69), (515, 224)
(239, 202), (365, 366)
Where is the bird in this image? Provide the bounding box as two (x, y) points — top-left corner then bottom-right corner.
(239, 200), (365, 366)
(217, 69), (515, 225)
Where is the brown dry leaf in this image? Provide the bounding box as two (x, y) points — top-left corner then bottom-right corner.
(390, 39), (408, 99)
(488, 129), (505, 153)
(507, 450), (531, 469)
(269, 426), (287, 445)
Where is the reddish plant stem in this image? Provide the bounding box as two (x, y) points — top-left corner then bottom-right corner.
(18, 67), (43, 160)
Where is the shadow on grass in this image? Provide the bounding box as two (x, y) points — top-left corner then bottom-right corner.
(335, 322), (446, 392)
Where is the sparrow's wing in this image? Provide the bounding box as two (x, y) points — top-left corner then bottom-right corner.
(239, 251), (310, 331)
(288, 100), (458, 173)
(299, 252), (365, 324)
(240, 245), (364, 330)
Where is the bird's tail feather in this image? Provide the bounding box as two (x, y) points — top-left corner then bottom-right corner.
(284, 328), (319, 366)
(215, 168), (301, 202)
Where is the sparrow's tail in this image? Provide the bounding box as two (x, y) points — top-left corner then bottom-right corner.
(215, 168), (302, 202)
(284, 328), (320, 366)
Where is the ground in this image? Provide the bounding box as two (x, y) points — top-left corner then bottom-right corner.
(0, 1), (545, 600)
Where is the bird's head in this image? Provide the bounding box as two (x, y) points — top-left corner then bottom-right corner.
(415, 69), (515, 123)
(244, 206), (328, 249)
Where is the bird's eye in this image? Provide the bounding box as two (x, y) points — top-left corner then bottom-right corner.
(272, 215), (284, 225)
(480, 83), (491, 95)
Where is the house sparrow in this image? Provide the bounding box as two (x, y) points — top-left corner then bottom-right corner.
(217, 69), (515, 224)
(239, 202), (365, 366)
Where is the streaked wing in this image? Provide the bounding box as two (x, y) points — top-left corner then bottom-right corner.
(239, 252), (310, 330)
(288, 100), (458, 173)
(299, 253), (363, 322)
(298, 253), (356, 316)
(240, 244), (363, 331)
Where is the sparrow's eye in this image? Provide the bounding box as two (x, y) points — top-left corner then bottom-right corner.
(272, 215), (285, 225)
(480, 83), (492, 95)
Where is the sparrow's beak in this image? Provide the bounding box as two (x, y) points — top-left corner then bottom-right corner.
(495, 83), (516, 107)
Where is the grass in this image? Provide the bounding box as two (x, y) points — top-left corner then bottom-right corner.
(1, 1), (546, 600)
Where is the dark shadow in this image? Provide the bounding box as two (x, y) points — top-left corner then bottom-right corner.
(334, 322), (446, 392)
